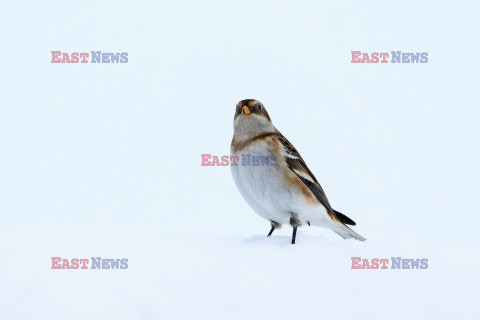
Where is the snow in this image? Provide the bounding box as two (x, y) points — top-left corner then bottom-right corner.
(0, 224), (478, 319)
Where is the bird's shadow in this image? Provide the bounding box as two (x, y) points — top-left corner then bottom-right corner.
(241, 231), (331, 246)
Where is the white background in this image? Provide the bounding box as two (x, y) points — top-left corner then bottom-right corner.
(1, 1), (479, 319)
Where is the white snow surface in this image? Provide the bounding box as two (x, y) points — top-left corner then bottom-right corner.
(1, 226), (478, 319)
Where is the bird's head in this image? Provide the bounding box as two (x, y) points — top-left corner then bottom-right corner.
(233, 99), (275, 140)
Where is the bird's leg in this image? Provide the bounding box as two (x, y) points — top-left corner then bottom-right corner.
(289, 214), (301, 245)
(291, 227), (297, 244)
(267, 226), (275, 237)
(267, 220), (281, 237)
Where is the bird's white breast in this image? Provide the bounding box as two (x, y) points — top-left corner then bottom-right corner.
(231, 140), (325, 225)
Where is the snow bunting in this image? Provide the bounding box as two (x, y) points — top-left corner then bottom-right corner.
(230, 99), (366, 244)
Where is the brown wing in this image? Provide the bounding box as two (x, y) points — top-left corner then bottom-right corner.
(276, 132), (356, 226)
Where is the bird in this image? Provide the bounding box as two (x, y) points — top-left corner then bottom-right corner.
(230, 99), (366, 244)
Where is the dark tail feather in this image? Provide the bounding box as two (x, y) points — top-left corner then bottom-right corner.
(333, 210), (356, 226)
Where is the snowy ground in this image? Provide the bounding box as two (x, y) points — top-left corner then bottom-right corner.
(1, 225), (478, 319)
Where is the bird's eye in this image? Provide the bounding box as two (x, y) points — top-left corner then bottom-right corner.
(257, 105), (263, 111)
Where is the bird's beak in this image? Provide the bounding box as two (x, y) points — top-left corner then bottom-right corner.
(242, 106), (251, 115)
